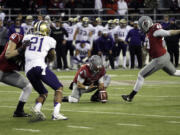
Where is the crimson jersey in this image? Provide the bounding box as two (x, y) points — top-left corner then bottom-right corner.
(73, 64), (106, 85)
(0, 33), (23, 72)
(147, 23), (166, 58)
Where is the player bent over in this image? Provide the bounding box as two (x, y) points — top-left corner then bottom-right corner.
(62, 55), (110, 103)
(122, 16), (180, 102)
(0, 33), (32, 117)
(24, 21), (67, 121)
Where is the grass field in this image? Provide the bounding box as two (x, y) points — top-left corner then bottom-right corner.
(0, 69), (180, 135)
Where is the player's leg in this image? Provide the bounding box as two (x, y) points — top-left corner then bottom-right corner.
(69, 41), (75, 69)
(26, 67), (48, 120)
(162, 53), (180, 76)
(129, 45), (135, 69)
(174, 45), (179, 67)
(122, 43), (127, 69)
(122, 58), (162, 102)
(40, 67), (67, 120)
(2, 71), (32, 117)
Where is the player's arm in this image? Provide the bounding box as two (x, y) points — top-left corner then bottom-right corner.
(73, 28), (79, 41)
(87, 49), (91, 58)
(153, 29), (180, 37)
(98, 76), (105, 90)
(77, 75), (86, 89)
(5, 40), (19, 59)
(46, 48), (56, 62)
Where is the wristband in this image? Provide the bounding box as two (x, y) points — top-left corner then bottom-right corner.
(85, 86), (89, 90)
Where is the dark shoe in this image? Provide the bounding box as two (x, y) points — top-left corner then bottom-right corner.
(90, 90), (100, 102)
(62, 96), (69, 102)
(13, 111), (32, 117)
(121, 95), (132, 102)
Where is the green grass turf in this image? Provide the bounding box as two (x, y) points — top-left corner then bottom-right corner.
(0, 69), (180, 135)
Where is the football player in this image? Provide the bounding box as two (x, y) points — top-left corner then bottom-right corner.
(73, 17), (93, 47)
(63, 18), (77, 69)
(0, 33), (32, 117)
(113, 18), (120, 29)
(122, 16), (180, 102)
(24, 21), (68, 121)
(114, 19), (132, 69)
(105, 19), (115, 37)
(91, 17), (104, 55)
(21, 15), (34, 34)
(73, 40), (91, 68)
(62, 55), (111, 103)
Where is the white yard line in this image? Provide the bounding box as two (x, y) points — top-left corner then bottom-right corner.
(1, 90), (180, 98)
(67, 125), (93, 129)
(117, 123), (144, 127)
(13, 128), (40, 132)
(167, 121), (180, 124)
(1, 105), (180, 119)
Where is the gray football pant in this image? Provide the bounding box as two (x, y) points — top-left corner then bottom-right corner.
(0, 70), (32, 102)
(71, 74), (111, 100)
(139, 52), (176, 78)
(0, 70), (29, 89)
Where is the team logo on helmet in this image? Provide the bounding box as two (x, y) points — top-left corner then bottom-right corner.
(34, 21), (51, 36)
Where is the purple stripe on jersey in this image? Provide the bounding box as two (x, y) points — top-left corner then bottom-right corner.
(26, 66), (63, 94)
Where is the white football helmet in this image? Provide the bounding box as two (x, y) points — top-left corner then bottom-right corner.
(138, 16), (153, 33)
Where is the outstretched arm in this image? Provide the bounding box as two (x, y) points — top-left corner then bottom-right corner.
(153, 29), (180, 37)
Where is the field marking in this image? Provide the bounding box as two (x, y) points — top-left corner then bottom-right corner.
(67, 125), (93, 129)
(117, 123), (144, 127)
(13, 128), (40, 132)
(1, 90), (180, 98)
(167, 121), (180, 124)
(0, 90), (180, 98)
(1, 105), (180, 119)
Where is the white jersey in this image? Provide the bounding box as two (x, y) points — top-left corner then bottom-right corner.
(23, 34), (56, 73)
(91, 25), (104, 41)
(76, 43), (91, 58)
(114, 25), (132, 41)
(76, 23), (93, 41)
(63, 23), (77, 41)
(21, 23), (33, 34)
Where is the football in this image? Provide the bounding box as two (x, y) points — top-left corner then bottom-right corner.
(99, 90), (108, 103)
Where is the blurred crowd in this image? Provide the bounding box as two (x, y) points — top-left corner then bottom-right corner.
(0, 0), (179, 15)
(0, 12), (179, 70)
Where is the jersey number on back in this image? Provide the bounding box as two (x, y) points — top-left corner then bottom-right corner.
(29, 37), (44, 52)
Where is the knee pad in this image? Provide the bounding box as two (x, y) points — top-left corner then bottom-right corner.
(68, 96), (79, 103)
(19, 83), (32, 102)
(138, 73), (144, 82)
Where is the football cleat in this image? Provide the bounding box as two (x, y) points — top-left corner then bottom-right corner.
(52, 113), (68, 120)
(62, 96), (69, 102)
(13, 111), (32, 117)
(30, 107), (46, 122)
(121, 95), (132, 102)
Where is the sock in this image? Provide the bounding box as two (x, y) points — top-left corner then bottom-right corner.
(34, 102), (42, 112)
(15, 101), (25, 113)
(133, 74), (144, 92)
(129, 90), (137, 99)
(173, 70), (180, 76)
(53, 102), (61, 115)
(123, 56), (126, 68)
